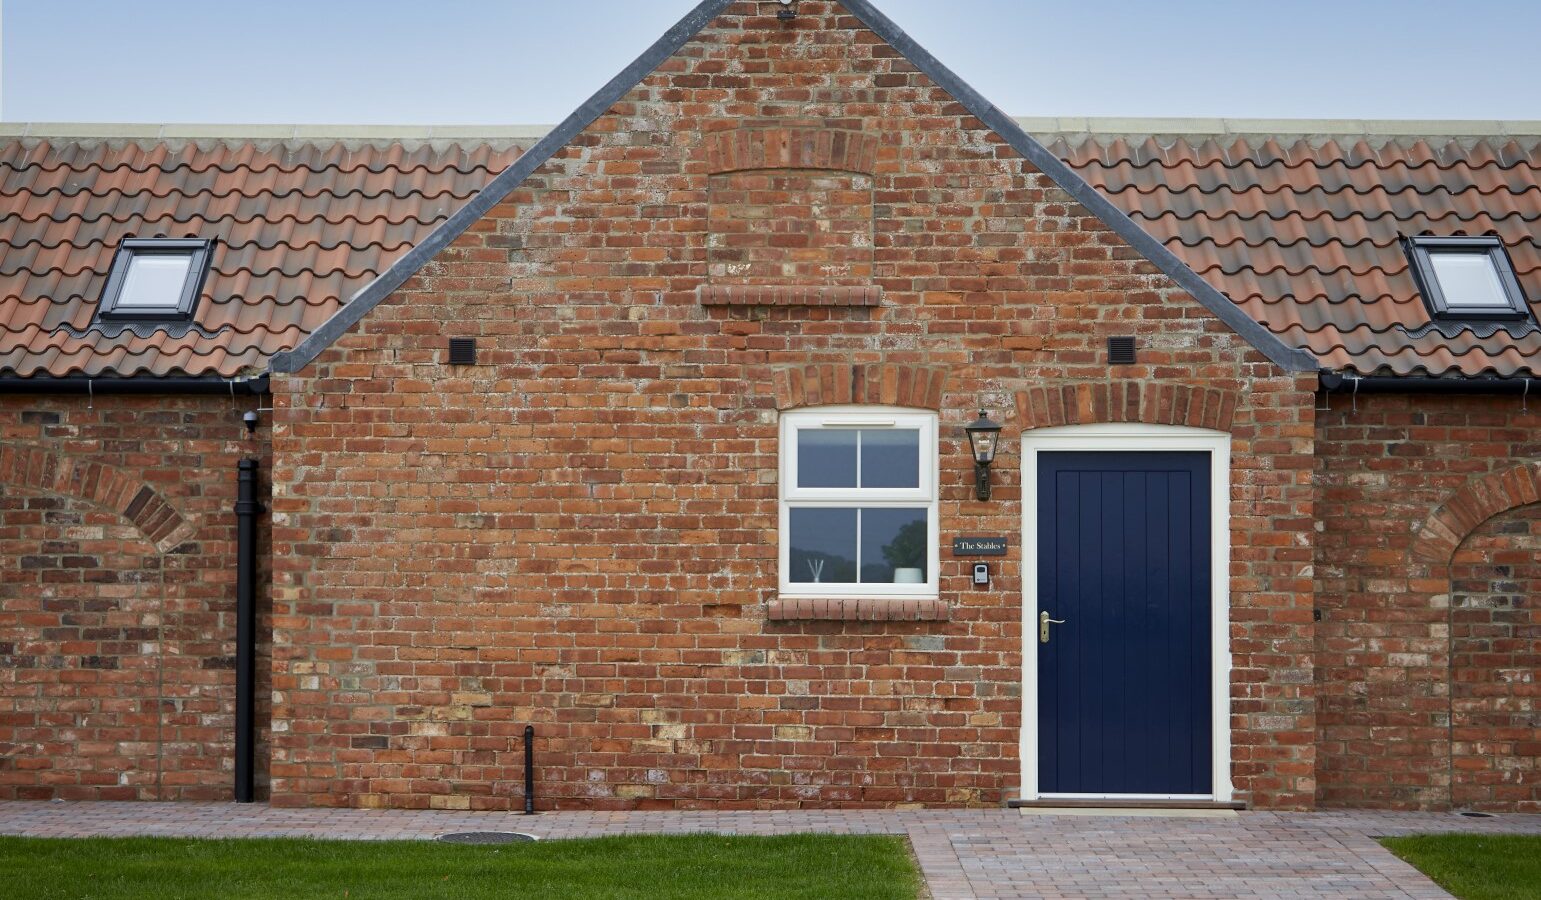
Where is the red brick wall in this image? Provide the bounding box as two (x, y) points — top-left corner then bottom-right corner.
(1451, 505), (1541, 812)
(0, 395), (270, 800)
(269, 1), (1317, 810)
(1314, 392), (1541, 810)
(708, 168), (873, 285)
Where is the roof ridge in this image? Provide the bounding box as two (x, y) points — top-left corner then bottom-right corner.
(15, 119), (1541, 141)
(0, 122), (552, 150)
(1017, 117), (1541, 139)
(1, 123), (555, 139)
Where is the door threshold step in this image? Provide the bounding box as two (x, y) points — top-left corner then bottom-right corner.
(1008, 798), (1246, 811)
(1017, 806), (1239, 818)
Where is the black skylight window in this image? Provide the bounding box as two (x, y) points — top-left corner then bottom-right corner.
(97, 238), (213, 322)
(1404, 236), (1530, 321)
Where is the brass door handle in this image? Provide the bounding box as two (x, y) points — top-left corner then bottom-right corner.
(1039, 610), (1066, 644)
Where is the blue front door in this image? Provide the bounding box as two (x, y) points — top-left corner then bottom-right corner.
(1036, 451), (1212, 795)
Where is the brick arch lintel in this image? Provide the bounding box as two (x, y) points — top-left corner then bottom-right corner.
(702, 127), (879, 176)
(1412, 461), (1541, 565)
(0, 444), (195, 553)
(1015, 381), (1239, 432)
(773, 363), (948, 411)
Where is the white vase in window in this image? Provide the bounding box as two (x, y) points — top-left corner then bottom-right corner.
(893, 567), (924, 584)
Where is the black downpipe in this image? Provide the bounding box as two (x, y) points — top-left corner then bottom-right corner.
(234, 458), (264, 803)
(523, 725), (536, 815)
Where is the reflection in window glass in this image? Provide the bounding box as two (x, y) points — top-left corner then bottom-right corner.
(789, 507), (858, 583)
(860, 507), (928, 583)
(859, 429), (919, 488)
(797, 429), (857, 488)
(1430, 252), (1510, 308)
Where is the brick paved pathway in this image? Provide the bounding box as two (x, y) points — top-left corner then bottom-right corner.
(2, 802), (1538, 898)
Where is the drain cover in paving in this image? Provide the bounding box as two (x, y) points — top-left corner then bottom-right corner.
(437, 831), (538, 844)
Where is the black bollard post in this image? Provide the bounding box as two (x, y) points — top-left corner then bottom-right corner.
(523, 724), (535, 815)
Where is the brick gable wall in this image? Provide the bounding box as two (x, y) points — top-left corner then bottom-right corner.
(268, 1), (1317, 810)
(0, 396), (270, 801)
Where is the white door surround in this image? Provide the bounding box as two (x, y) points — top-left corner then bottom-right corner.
(1019, 422), (1233, 803)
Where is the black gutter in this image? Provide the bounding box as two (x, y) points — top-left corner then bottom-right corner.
(0, 375), (269, 395)
(233, 458), (264, 804)
(1320, 372), (1539, 395)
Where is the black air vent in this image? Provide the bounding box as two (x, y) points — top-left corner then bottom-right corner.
(1107, 336), (1136, 366)
(448, 337), (477, 366)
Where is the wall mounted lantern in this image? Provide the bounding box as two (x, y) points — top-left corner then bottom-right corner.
(964, 409), (1003, 501)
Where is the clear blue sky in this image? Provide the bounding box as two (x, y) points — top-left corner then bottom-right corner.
(6, 0), (1541, 124)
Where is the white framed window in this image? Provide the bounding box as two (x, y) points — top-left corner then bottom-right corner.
(778, 406), (938, 598)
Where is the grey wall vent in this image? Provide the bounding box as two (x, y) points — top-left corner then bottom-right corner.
(448, 337), (477, 366)
(1108, 336), (1137, 365)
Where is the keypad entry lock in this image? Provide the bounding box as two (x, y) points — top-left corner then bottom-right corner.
(1039, 610), (1066, 643)
(972, 563), (989, 587)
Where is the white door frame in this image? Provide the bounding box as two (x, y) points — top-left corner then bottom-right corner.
(1019, 423), (1233, 803)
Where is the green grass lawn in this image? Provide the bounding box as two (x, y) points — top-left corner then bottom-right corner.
(1380, 834), (1541, 900)
(0, 833), (922, 900)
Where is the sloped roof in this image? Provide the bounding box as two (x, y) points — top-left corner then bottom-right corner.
(1044, 120), (1541, 378)
(0, 125), (529, 377)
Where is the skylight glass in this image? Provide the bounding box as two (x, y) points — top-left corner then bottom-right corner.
(116, 254), (195, 307)
(1429, 252), (1510, 309)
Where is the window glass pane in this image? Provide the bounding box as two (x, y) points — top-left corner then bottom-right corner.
(117, 253), (194, 307)
(1430, 252), (1509, 308)
(797, 428), (857, 488)
(789, 507), (858, 583)
(859, 428), (920, 489)
(859, 507), (928, 584)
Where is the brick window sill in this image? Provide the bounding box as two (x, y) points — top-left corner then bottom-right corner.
(767, 596), (949, 622)
(698, 284), (882, 307)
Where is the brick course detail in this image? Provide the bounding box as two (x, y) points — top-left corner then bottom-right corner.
(698, 284), (882, 307)
(701, 127), (880, 176)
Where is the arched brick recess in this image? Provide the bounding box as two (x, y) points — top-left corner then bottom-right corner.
(1447, 504), (1541, 812)
(0, 481), (166, 800)
(1015, 382), (1238, 431)
(701, 127), (878, 175)
(1412, 462), (1541, 565)
(0, 444), (194, 552)
(772, 363), (947, 411)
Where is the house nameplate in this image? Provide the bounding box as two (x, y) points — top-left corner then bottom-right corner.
(951, 536), (1007, 556)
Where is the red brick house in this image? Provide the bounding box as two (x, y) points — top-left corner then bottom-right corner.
(2, 0), (1537, 813)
